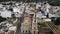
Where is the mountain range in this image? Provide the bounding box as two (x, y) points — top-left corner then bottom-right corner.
(0, 0), (60, 2)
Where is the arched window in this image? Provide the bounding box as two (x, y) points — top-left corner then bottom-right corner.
(23, 31), (24, 33)
(29, 30), (30, 33)
(29, 30), (31, 34)
(26, 30), (27, 33)
(34, 20), (36, 22)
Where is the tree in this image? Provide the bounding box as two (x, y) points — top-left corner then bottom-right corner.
(0, 16), (6, 22)
(50, 1), (60, 6)
(52, 17), (60, 25)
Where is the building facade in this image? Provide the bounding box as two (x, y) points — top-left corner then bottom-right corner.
(21, 13), (32, 34)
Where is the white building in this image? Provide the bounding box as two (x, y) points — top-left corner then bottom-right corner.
(0, 10), (12, 18)
(13, 5), (25, 17)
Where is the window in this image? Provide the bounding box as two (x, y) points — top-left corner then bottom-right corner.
(29, 30), (31, 34)
(29, 30), (30, 32)
(55, 7), (57, 9)
(23, 31), (24, 33)
(26, 30), (27, 33)
(34, 20), (36, 22)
